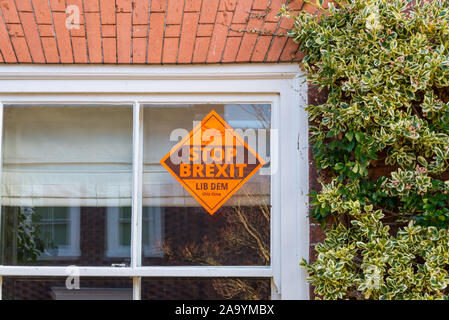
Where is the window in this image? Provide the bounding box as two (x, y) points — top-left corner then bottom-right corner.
(0, 64), (308, 300)
(33, 207), (80, 259)
(142, 104), (271, 266)
(0, 105), (133, 266)
(106, 207), (163, 258)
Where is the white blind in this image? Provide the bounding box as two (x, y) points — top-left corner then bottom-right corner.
(2, 105), (269, 208)
(142, 105), (270, 207)
(2, 106), (133, 207)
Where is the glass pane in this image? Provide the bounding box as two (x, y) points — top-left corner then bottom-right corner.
(3, 277), (133, 300)
(142, 278), (271, 300)
(142, 104), (271, 266)
(0, 105), (133, 266)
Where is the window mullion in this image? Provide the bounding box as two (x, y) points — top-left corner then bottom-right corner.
(131, 101), (143, 300)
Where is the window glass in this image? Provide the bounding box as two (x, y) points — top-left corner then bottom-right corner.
(2, 277), (133, 300)
(142, 104), (271, 266)
(142, 278), (271, 300)
(0, 106), (133, 266)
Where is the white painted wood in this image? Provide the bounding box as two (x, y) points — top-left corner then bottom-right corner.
(0, 64), (300, 80)
(131, 102), (143, 269)
(0, 94), (278, 104)
(0, 80), (289, 94)
(0, 266), (273, 277)
(278, 76), (309, 299)
(131, 102), (143, 300)
(271, 95), (281, 299)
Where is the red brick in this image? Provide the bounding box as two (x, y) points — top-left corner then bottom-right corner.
(265, 35), (286, 62)
(133, 37), (147, 63)
(280, 37), (299, 61)
(232, 0), (252, 23)
(251, 35), (271, 62)
(11, 37), (31, 62)
(252, 0), (268, 10)
(52, 12), (73, 63)
(38, 24), (54, 37)
(196, 23), (213, 37)
(192, 36), (209, 63)
(165, 24), (180, 37)
(85, 12), (102, 63)
(19, 12), (45, 63)
(31, 0), (53, 23)
(41, 37), (59, 63)
(302, 2), (319, 14)
(228, 23), (246, 36)
(185, 0), (201, 12)
(102, 24), (115, 37)
(206, 11), (231, 63)
(263, 21), (278, 33)
(147, 12), (164, 63)
(162, 37), (178, 64)
(84, 0), (100, 12)
(70, 24), (86, 37)
(132, 0), (150, 24)
(219, 0), (237, 12)
(116, 0), (132, 12)
(166, 0), (183, 24)
(49, 0), (66, 11)
(266, 0), (282, 22)
(133, 24), (147, 37)
(221, 36), (240, 62)
(66, 0), (85, 23)
(72, 36), (88, 63)
(117, 12), (132, 63)
(0, 0), (20, 23)
(15, 0), (33, 11)
(178, 12), (198, 63)
(0, 0), (300, 65)
(287, 0), (304, 10)
(100, 0), (116, 24)
(235, 17), (262, 61)
(278, 15), (294, 33)
(150, 0), (166, 12)
(310, 224), (326, 244)
(102, 37), (116, 63)
(199, 0), (219, 24)
(7, 24), (23, 37)
(0, 16), (16, 62)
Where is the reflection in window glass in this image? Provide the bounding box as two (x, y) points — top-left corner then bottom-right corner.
(0, 106), (133, 266)
(2, 277), (133, 300)
(142, 278), (271, 300)
(142, 104), (271, 266)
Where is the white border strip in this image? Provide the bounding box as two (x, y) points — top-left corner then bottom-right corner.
(0, 266), (273, 278)
(0, 64), (300, 80)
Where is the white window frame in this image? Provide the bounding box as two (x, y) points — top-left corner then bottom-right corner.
(106, 207), (163, 259)
(0, 64), (309, 300)
(35, 207), (81, 260)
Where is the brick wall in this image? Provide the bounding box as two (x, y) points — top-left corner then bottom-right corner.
(0, 0), (317, 64)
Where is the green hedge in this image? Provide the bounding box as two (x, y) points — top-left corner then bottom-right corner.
(283, 0), (449, 299)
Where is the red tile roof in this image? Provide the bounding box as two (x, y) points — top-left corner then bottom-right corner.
(0, 0), (310, 64)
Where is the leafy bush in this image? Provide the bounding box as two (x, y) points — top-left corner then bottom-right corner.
(283, 0), (449, 299)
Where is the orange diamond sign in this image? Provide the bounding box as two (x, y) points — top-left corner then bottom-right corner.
(160, 110), (266, 215)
